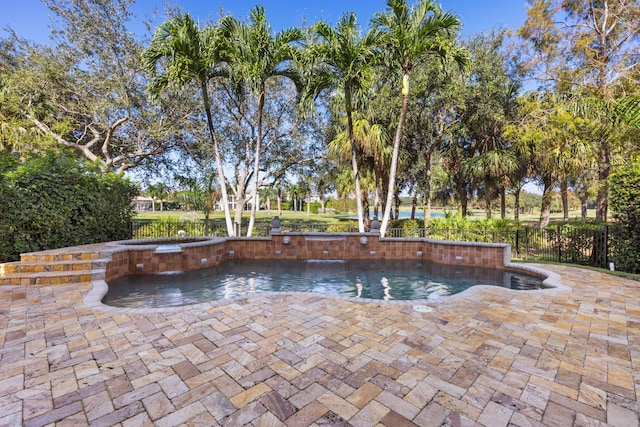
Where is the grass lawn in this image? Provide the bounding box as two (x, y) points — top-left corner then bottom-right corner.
(135, 207), (597, 225)
(134, 210), (347, 225)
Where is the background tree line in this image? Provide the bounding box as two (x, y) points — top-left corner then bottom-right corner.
(1, 0), (639, 245)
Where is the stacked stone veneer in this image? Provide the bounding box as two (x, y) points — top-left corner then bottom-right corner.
(103, 233), (511, 282)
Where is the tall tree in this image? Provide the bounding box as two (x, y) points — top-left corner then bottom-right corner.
(329, 115), (389, 221)
(221, 6), (303, 236)
(143, 13), (235, 236)
(403, 59), (465, 219)
(459, 30), (521, 219)
(311, 13), (383, 232)
(2, 0), (187, 172)
(505, 93), (593, 227)
(373, 0), (468, 237)
(519, 0), (640, 221)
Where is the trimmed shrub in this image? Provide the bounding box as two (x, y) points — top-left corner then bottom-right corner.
(326, 221), (358, 232)
(309, 202), (321, 214)
(0, 151), (138, 262)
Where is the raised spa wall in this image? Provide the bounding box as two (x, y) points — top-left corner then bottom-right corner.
(104, 233), (511, 282)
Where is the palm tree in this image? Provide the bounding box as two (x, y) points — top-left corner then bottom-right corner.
(142, 13), (235, 236)
(175, 175), (219, 236)
(373, 0), (468, 237)
(146, 182), (169, 212)
(329, 116), (389, 219)
(221, 6), (303, 237)
(311, 13), (383, 233)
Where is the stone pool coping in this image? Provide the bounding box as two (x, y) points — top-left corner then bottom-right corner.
(2, 237), (639, 425)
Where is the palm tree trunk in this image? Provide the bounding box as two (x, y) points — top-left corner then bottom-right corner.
(380, 73), (410, 237)
(596, 139), (610, 221)
(500, 187), (506, 219)
(560, 178), (569, 220)
(374, 172), (381, 218)
(485, 189), (492, 219)
(247, 86), (266, 237)
(456, 177), (468, 217)
(345, 88), (365, 233)
(411, 188), (417, 220)
(201, 82), (234, 236)
(514, 187), (521, 222)
(539, 175), (554, 228)
(423, 148), (432, 221)
(277, 188), (282, 216)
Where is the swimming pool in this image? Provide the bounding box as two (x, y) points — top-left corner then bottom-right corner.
(103, 259), (546, 308)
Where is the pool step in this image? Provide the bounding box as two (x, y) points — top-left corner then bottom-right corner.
(0, 258), (108, 274)
(0, 268), (106, 286)
(20, 251), (103, 263)
(0, 257), (110, 286)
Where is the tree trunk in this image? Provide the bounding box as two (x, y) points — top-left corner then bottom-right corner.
(539, 176), (554, 228)
(500, 187), (506, 219)
(277, 188), (282, 216)
(233, 191), (245, 233)
(362, 190), (370, 229)
(580, 195), (588, 218)
(423, 148), (433, 221)
(201, 82), (234, 236)
(485, 189), (492, 219)
(456, 178), (468, 217)
(411, 187), (417, 220)
(484, 192), (491, 219)
(247, 84), (266, 237)
(345, 87), (365, 233)
(596, 139), (610, 221)
(380, 73), (410, 236)
(514, 187), (521, 222)
(560, 178), (569, 220)
(374, 173), (380, 218)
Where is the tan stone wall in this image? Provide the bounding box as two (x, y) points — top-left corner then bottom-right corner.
(104, 234), (511, 281)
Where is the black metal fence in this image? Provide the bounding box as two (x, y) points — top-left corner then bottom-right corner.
(130, 220), (628, 271)
(387, 224), (625, 270)
(130, 220), (357, 239)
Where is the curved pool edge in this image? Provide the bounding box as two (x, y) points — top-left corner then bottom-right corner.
(84, 262), (570, 315)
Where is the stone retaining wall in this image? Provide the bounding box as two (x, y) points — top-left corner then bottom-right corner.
(104, 233), (511, 282)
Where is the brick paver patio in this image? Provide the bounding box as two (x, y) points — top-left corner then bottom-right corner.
(1, 259), (639, 426)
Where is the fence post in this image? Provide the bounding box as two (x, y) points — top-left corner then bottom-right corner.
(525, 227), (529, 260)
(604, 224), (609, 269)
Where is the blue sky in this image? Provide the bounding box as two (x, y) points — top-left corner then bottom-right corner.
(2, 0), (529, 44)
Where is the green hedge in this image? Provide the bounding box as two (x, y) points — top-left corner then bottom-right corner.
(609, 158), (640, 272)
(0, 151), (138, 262)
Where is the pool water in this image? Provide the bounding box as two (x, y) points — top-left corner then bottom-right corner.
(103, 259), (547, 308)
